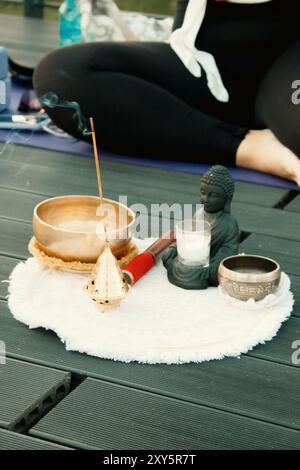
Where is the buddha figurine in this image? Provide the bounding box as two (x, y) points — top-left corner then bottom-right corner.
(162, 165), (240, 289)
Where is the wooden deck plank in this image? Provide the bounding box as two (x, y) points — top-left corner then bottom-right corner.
(290, 275), (300, 316)
(249, 316), (300, 365)
(0, 256), (19, 300)
(0, 146), (287, 208)
(0, 184), (295, 242)
(2, 48), (52, 67)
(0, 357), (70, 431)
(0, 14), (58, 36)
(285, 195), (300, 213)
(0, 14), (58, 68)
(0, 428), (72, 450)
(0, 18), (58, 41)
(30, 378), (300, 450)
(240, 233), (300, 257)
(0, 188), (44, 224)
(0, 167), (297, 242)
(240, 234), (300, 276)
(232, 204), (300, 240)
(0, 300), (298, 431)
(239, 234), (300, 317)
(3, 192), (298, 263)
(0, 219), (32, 259)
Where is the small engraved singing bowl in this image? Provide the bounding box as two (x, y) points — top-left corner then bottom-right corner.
(218, 255), (281, 301)
(33, 195), (135, 263)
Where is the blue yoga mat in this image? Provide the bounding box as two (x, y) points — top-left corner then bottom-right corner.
(0, 81), (298, 191)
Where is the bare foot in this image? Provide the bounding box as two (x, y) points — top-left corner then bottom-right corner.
(236, 129), (300, 186)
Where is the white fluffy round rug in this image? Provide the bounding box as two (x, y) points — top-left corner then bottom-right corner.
(8, 239), (294, 365)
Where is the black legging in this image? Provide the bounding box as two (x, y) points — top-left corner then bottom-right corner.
(33, 0), (300, 165)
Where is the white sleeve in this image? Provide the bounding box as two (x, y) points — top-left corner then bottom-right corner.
(169, 0), (229, 103)
(178, 0), (207, 46)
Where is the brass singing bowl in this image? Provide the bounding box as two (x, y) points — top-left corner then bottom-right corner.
(218, 255), (281, 301)
(33, 195), (135, 263)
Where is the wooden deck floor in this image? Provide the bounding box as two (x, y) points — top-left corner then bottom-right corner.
(0, 13), (58, 68)
(0, 14), (300, 450)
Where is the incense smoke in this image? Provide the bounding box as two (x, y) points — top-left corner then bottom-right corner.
(39, 92), (91, 136)
(0, 128), (34, 183)
(0, 92), (92, 188)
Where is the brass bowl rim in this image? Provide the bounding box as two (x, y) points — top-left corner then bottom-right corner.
(33, 195), (135, 235)
(219, 254), (281, 284)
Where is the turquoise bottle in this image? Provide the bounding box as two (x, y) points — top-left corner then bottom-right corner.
(59, 0), (82, 47)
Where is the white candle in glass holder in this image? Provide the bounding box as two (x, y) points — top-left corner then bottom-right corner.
(176, 219), (211, 267)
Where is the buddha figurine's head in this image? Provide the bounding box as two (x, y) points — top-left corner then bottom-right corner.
(200, 165), (235, 214)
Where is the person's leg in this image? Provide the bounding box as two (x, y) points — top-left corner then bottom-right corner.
(33, 42), (247, 163)
(256, 40), (300, 157)
(236, 41), (300, 185)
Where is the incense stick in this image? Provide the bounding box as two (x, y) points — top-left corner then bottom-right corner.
(90, 117), (103, 203)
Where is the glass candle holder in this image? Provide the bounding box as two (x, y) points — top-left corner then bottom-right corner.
(176, 219), (211, 267)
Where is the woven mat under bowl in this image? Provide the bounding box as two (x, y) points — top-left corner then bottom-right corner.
(9, 239), (294, 365)
(28, 237), (139, 273)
